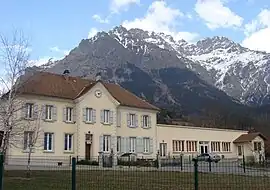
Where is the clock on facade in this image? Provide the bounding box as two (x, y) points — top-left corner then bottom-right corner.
(95, 90), (102, 98)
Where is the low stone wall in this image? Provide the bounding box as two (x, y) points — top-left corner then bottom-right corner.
(6, 156), (71, 166)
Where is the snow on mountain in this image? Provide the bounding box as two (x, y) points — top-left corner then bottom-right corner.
(43, 26), (269, 106)
(103, 26), (270, 105)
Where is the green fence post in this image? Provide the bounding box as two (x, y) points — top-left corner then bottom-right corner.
(180, 154), (183, 171)
(0, 153), (4, 190)
(242, 154), (246, 173)
(193, 158), (199, 190)
(72, 157), (76, 190)
(208, 156), (212, 172)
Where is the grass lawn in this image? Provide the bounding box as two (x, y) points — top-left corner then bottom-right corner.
(3, 170), (270, 190)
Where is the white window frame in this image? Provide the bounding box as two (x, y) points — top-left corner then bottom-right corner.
(211, 142), (221, 152)
(103, 135), (111, 152)
(142, 115), (149, 128)
(222, 142), (231, 152)
(143, 137), (150, 153)
(26, 103), (34, 119)
(129, 137), (136, 153)
(129, 114), (135, 127)
(64, 134), (73, 151)
(254, 141), (262, 152)
(103, 110), (110, 124)
(173, 140), (185, 152)
(44, 133), (53, 151)
(186, 141), (197, 152)
(24, 131), (33, 150)
(66, 107), (73, 122)
(45, 105), (53, 120)
(86, 108), (92, 122)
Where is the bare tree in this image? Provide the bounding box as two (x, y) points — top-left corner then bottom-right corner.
(0, 30), (32, 160)
(0, 30), (51, 161)
(23, 108), (43, 178)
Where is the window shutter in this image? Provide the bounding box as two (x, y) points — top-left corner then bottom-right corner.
(126, 113), (130, 127)
(33, 104), (39, 119)
(121, 137), (126, 153)
(117, 111), (121, 127)
(92, 109), (96, 123)
(148, 115), (151, 128)
(41, 105), (46, 120)
(82, 108), (86, 122)
(137, 137), (143, 153)
(110, 136), (114, 152)
(141, 115), (144, 128)
(44, 134), (47, 150)
(149, 138), (153, 154)
(72, 108), (76, 123)
(135, 114), (138, 127)
(23, 133), (27, 150)
(127, 137), (131, 153)
(63, 108), (66, 122)
(109, 111), (113, 125)
(52, 106), (57, 121)
(99, 135), (103, 152)
(21, 104), (26, 119)
(100, 110), (104, 124)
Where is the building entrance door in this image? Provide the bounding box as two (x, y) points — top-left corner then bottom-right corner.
(85, 143), (91, 160)
(85, 134), (92, 160)
(159, 143), (167, 157)
(199, 141), (209, 154)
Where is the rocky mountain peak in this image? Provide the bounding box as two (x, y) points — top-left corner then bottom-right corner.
(192, 36), (245, 55)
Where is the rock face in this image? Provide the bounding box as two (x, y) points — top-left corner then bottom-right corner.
(46, 26), (243, 114)
(42, 26), (270, 135)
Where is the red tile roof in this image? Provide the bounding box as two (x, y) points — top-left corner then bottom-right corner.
(233, 132), (267, 143)
(18, 71), (159, 111)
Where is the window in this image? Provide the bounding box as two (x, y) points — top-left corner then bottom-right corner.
(254, 142), (262, 151)
(26, 103), (34, 119)
(103, 135), (111, 152)
(238, 145), (242, 156)
(186, 141), (197, 152)
(103, 110), (110, 124)
(173, 140), (185, 152)
(86, 108), (92, 122)
(45, 105), (53, 120)
(142, 115), (149, 128)
(66, 107), (73, 122)
(129, 114), (136, 127)
(117, 136), (121, 152)
(64, 134), (73, 151)
(129, 137), (136, 153)
(211, 142), (221, 152)
(143, 138), (150, 153)
(44, 133), (53, 151)
(23, 131), (33, 150)
(222, 142), (231, 152)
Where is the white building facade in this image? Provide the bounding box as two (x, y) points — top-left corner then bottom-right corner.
(2, 72), (266, 166)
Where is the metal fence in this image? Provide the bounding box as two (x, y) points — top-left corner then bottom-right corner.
(1, 155), (270, 190)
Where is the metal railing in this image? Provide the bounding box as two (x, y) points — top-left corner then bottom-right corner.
(1, 155), (270, 190)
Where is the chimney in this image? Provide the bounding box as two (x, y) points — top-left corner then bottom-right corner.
(95, 72), (101, 81)
(63, 69), (70, 80)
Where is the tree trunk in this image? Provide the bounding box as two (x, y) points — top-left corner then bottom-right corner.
(26, 148), (32, 178)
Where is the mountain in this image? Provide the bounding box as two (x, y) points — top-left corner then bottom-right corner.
(43, 26), (270, 136)
(184, 37), (270, 106)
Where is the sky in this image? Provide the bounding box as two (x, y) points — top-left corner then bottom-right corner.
(0, 0), (270, 66)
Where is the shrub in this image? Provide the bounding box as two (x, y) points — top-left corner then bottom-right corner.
(77, 160), (99, 166)
(117, 158), (154, 167)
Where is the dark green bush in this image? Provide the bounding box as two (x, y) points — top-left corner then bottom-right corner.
(77, 160), (99, 166)
(117, 158), (154, 167)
